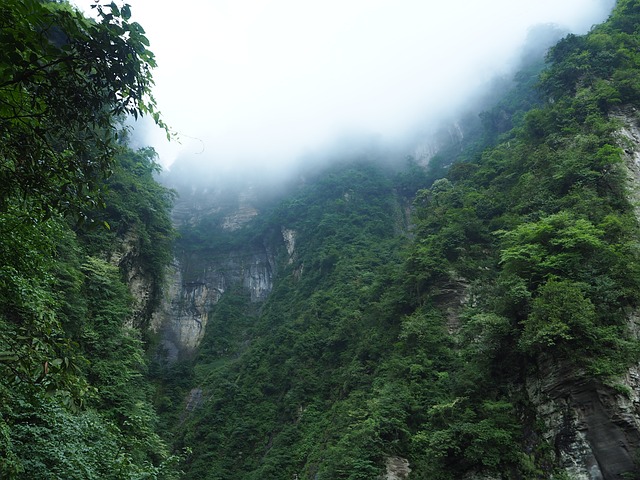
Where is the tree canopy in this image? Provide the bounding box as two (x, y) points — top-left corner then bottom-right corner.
(0, 2), (180, 478)
(0, 0), (166, 220)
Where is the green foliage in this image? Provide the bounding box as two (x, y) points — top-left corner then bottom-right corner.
(0, 224), (178, 478)
(0, 0), (166, 220)
(412, 398), (521, 478)
(155, 2), (640, 479)
(0, 207), (84, 401)
(540, 0), (640, 107)
(1, 389), (182, 480)
(496, 209), (640, 371)
(499, 212), (606, 288)
(401, 3), (640, 475)
(170, 161), (410, 479)
(79, 146), (176, 317)
(519, 279), (597, 351)
(0, 2), (179, 478)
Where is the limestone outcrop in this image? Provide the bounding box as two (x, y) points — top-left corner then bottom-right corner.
(151, 179), (293, 360)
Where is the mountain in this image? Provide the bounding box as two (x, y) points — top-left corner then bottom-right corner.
(152, 1), (640, 478)
(3, 1), (640, 479)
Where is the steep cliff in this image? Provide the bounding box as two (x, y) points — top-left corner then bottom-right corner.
(521, 107), (640, 480)
(525, 106), (640, 480)
(107, 227), (157, 327)
(152, 247), (277, 359)
(155, 106), (640, 480)
(151, 177), (285, 359)
(526, 357), (640, 479)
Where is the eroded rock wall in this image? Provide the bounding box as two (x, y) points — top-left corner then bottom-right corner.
(379, 456), (411, 480)
(526, 357), (640, 479)
(151, 245), (277, 360)
(151, 180), (290, 360)
(108, 227), (156, 328)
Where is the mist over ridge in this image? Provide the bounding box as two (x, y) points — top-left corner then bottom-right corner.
(75, 0), (618, 177)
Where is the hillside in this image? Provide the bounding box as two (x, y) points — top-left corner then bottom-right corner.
(3, 1), (640, 479)
(0, 1), (180, 478)
(153, 1), (640, 478)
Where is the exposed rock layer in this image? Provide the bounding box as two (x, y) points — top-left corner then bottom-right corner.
(380, 456), (411, 480)
(151, 246), (276, 360)
(151, 184), (286, 360)
(109, 227), (156, 328)
(527, 357), (640, 479)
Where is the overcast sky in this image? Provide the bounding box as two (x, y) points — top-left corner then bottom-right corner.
(73, 0), (615, 171)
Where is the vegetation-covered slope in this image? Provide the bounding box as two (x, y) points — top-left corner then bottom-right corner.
(0, 1), (179, 478)
(4, 0), (640, 478)
(160, 1), (640, 478)
(0, 146), (178, 479)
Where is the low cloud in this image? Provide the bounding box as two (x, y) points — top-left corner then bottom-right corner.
(74, 0), (615, 173)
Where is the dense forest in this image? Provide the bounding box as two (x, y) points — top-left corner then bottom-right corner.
(3, 0), (640, 479)
(0, 1), (179, 477)
(158, 1), (640, 478)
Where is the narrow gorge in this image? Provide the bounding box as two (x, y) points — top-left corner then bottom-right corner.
(6, 1), (640, 479)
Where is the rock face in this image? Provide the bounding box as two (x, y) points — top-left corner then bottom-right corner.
(616, 107), (640, 217)
(221, 189), (259, 231)
(152, 246), (276, 360)
(413, 120), (467, 166)
(436, 275), (470, 334)
(282, 227), (297, 264)
(379, 457), (411, 480)
(151, 180), (286, 360)
(527, 357), (640, 479)
(524, 109), (640, 479)
(108, 227), (156, 328)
